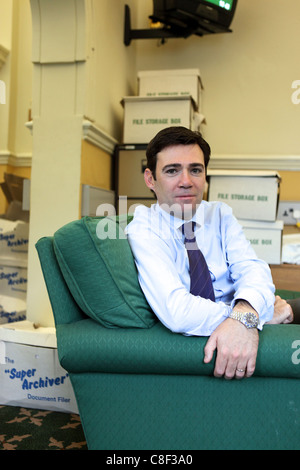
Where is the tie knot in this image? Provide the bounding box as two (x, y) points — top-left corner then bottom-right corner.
(182, 221), (196, 243)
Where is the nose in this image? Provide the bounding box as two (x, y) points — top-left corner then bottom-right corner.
(179, 169), (193, 188)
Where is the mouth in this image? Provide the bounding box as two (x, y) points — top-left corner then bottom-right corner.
(175, 195), (195, 200)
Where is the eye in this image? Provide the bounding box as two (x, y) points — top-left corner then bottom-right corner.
(164, 168), (179, 175)
(190, 167), (204, 175)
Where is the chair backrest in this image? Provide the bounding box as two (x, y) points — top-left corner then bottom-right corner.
(36, 215), (157, 330)
(36, 236), (87, 326)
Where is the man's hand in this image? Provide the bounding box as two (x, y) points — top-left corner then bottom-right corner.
(266, 295), (294, 324)
(203, 300), (259, 379)
(203, 318), (259, 379)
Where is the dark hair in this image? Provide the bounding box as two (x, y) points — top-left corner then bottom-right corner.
(146, 126), (211, 179)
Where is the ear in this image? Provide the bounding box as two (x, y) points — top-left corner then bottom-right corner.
(144, 168), (155, 191)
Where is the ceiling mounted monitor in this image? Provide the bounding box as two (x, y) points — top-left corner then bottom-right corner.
(151, 0), (238, 35)
(124, 0), (238, 46)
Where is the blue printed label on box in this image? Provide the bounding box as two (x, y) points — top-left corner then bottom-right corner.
(0, 341), (78, 413)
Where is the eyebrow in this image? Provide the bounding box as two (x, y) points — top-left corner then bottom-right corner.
(162, 163), (205, 171)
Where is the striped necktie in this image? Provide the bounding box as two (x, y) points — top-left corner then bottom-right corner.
(182, 221), (215, 301)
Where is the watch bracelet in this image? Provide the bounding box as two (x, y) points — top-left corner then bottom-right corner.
(229, 310), (259, 328)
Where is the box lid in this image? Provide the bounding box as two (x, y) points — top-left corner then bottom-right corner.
(0, 320), (57, 348)
(238, 219), (284, 230)
(138, 69), (203, 89)
(138, 68), (201, 76)
(121, 95), (197, 108)
(207, 169), (281, 180)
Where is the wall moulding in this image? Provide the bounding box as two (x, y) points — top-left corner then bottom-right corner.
(209, 154), (300, 171)
(25, 119), (300, 171)
(0, 150), (32, 167)
(82, 119), (118, 155)
(26, 119), (118, 156)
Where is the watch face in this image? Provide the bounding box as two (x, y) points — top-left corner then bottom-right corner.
(245, 313), (257, 327)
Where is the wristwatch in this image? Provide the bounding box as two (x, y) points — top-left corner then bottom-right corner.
(229, 311), (259, 329)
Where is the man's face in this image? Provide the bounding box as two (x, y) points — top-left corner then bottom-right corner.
(144, 144), (206, 219)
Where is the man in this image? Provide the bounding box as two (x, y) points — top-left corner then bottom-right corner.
(126, 126), (294, 380)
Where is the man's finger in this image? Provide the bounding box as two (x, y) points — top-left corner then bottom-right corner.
(203, 334), (217, 364)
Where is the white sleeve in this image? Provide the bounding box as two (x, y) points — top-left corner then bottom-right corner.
(220, 205), (275, 326)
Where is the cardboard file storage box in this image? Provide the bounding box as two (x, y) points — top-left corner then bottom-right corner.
(238, 219), (283, 265)
(0, 265), (27, 300)
(0, 295), (26, 325)
(121, 95), (198, 144)
(0, 172), (30, 223)
(137, 69), (203, 109)
(0, 322), (78, 413)
(0, 219), (29, 268)
(0, 225), (28, 324)
(207, 170), (281, 222)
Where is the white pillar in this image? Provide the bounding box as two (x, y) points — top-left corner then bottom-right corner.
(26, 0), (86, 326)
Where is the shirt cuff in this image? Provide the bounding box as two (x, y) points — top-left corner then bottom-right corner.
(230, 290), (274, 329)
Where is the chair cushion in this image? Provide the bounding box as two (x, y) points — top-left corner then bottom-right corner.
(53, 216), (156, 329)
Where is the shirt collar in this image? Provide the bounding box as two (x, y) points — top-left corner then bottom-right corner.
(155, 202), (204, 233)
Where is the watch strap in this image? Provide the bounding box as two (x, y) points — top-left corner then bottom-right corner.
(229, 310), (259, 329)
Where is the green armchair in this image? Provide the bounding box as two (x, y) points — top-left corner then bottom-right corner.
(36, 216), (300, 450)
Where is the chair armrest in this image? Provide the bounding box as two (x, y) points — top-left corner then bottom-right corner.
(56, 320), (300, 380)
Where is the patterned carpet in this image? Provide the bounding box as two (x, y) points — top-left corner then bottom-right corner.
(0, 405), (88, 450)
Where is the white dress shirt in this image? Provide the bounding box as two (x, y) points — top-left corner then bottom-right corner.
(125, 201), (275, 336)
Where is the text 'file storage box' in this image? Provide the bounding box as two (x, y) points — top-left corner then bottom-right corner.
(207, 170), (281, 222)
(238, 219), (283, 265)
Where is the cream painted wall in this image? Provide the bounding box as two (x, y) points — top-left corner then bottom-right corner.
(0, 0), (32, 157)
(26, 0), (87, 326)
(0, 0), (13, 154)
(0, 0), (32, 215)
(135, 0), (300, 156)
(26, 0), (140, 326)
(84, 0), (138, 142)
(8, 0), (33, 156)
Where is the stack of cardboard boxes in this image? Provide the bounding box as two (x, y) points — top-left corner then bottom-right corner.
(0, 174), (29, 325)
(121, 69), (205, 144)
(0, 174), (79, 413)
(120, 72), (283, 265)
(207, 169), (283, 265)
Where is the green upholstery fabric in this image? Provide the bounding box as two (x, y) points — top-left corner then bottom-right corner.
(35, 228), (300, 451)
(36, 237), (85, 325)
(56, 320), (300, 379)
(276, 289), (300, 300)
(71, 372), (300, 450)
(53, 216), (156, 329)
